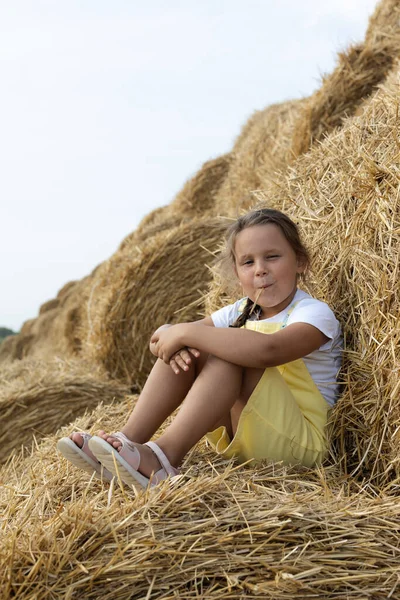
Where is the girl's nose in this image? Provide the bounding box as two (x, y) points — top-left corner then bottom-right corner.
(255, 261), (267, 275)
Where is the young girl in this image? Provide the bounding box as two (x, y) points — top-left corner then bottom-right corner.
(58, 208), (342, 488)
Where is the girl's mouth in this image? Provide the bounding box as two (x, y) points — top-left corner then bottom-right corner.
(257, 283), (272, 290)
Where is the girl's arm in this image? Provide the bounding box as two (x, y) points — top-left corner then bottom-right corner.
(151, 322), (328, 369)
(149, 317), (214, 354)
(150, 317), (215, 373)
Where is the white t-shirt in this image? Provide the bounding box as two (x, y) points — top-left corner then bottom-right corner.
(211, 289), (342, 407)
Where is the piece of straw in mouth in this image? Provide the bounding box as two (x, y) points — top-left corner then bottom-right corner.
(249, 287), (263, 316)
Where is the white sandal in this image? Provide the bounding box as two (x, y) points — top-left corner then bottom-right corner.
(57, 433), (114, 481)
(88, 433), (179, 489)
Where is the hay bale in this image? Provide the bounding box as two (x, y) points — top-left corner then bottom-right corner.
(214, 99), (306, 216)
(120, 153), (231, 253)
(118, 206), (179, 251)
(82, 218), (227, 385)
(0, 335), (19, 364)
(38, 298), (60, 315)
(1, 275), (96, 365)
(171, 153), (233, 216)
(0, 358), (129, 464)
(243, 65), (400, 486)
(19, 318), (35, 336)
(290, 0), (400, 158)
(1, 399), (400, 598)
(0, 332), (35, 364)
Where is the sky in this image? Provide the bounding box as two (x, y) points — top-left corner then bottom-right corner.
(1, 0), (379, 331)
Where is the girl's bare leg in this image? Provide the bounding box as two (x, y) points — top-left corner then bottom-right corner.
(116, 357), (264, 477)
(71, 353), (213, 447)
(102, 353), (210, 444)
(156, 360), (264, 466)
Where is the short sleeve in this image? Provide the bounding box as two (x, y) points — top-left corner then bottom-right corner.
(211, 299), (244, 328)
(287, 300), (341, 350)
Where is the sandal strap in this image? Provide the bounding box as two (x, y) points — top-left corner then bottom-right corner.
(145, 441), (179, 476)
(72, 432), (99, 464)
(111, 431), (132, 444)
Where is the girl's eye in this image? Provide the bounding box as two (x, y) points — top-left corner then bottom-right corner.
(243, 260), (253, 265)
(266, 255), (279, 259)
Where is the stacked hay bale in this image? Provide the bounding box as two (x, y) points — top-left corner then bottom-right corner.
(0, 357), (129, 462)
(0, 276), (95, 365)
(290, 0), (400, 158)
(214, 0), (400, 219)
(2, 2), (400, 598)
(171, 153), (233, 217)
(81, 218), (228, 385)
(246, 65), (399, 488)
(214, 99), (307, 216)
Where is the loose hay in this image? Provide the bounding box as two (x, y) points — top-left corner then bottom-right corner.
(1, 401), (400, 599)
(0, 358), (129, 463)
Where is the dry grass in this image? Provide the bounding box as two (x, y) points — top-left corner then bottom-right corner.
(0, 358), (129, 463)
(2, 400), (400, 600)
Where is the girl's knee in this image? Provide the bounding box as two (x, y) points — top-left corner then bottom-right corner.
(206, 355), (242, 371)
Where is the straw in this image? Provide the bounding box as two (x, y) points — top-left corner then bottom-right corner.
(1, 400), (400, 599)
(249, 287), (264, 316)
(0, 358), (129, 463)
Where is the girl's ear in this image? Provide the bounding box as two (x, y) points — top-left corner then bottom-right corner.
(296, 256), (307, 274)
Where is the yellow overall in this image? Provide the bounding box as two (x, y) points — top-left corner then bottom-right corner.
(206, 304), (329, 468)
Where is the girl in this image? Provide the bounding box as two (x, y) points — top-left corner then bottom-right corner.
(58, 208), (342, 488)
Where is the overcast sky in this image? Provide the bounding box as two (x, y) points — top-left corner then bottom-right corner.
(1, 0), (378, 331)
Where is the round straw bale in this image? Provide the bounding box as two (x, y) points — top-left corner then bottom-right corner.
(291, 0), (400, 158)
(56, 280), (79, 302)
(120, 154), (231, 253)
(118, 205), (181, 251)
(171, 153), (233, 217)
(214, 99), (306, 217)
(249, 66), (400, 486)
(0, 358), (129, 464)
(1, 398), (400, 599)
(12, 276), (95, 363)
(38, 298), (60, 315)
(19, 318), (35, 336)
(84, 218), (227, 384)
(0, 275), (94, 366)
(0, 332), (35, 364)
(0, 335), (18, 364)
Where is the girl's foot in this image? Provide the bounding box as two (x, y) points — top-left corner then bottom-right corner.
(97, 430), (164, 478)
(57, 432), (113, 481)
(70, 432), (85, 448)
(88, 434), (179, 488)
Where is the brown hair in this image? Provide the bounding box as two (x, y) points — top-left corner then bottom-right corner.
(223, 208), (310, 328)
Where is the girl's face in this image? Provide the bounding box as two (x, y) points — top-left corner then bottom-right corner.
(234, 223), (305, 318)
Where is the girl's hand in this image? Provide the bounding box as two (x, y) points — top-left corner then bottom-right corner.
(169, 347), (200, 375)
(149, 324), (172, 356)
(151, 324), (188, 363)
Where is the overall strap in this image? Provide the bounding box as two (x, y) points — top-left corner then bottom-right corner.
(280, 301), (299, 329)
